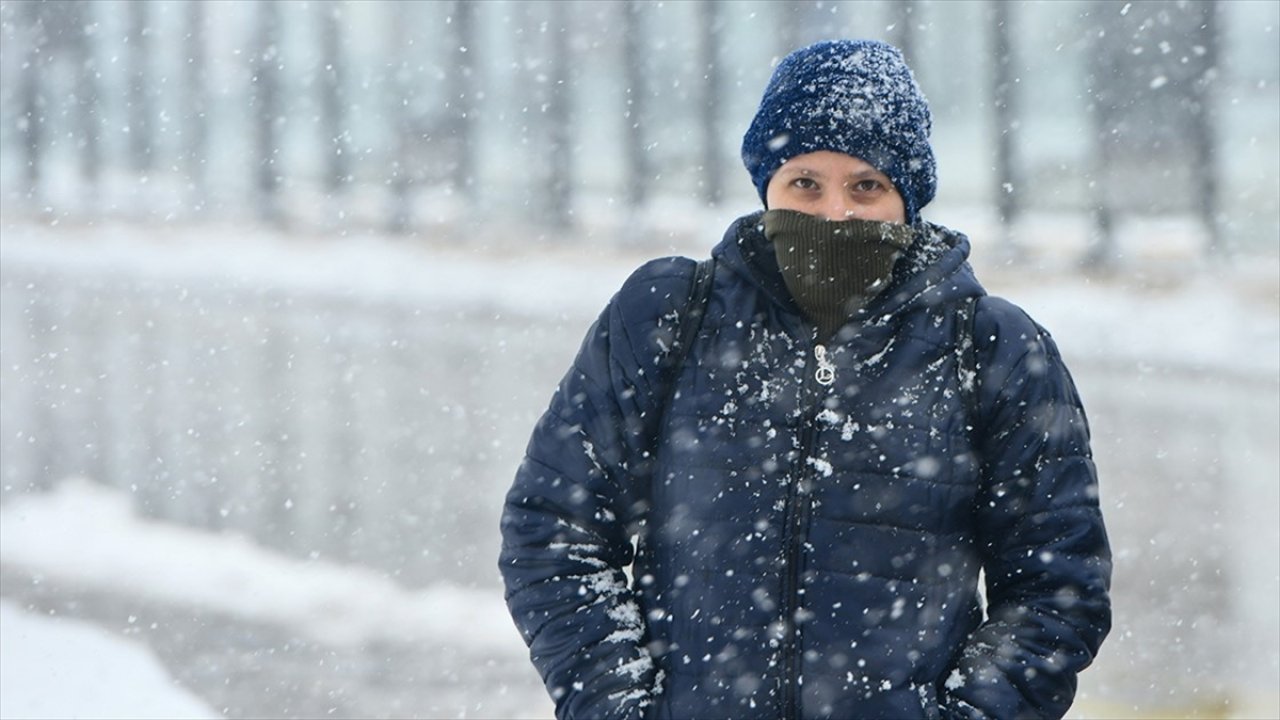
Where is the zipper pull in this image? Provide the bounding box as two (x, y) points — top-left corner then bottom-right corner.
(814, 344), (836, 386)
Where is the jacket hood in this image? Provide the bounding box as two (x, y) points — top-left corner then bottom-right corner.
(712, 211), (986, 337)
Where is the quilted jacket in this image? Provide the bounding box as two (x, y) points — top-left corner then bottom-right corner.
(500, 212), (1112, 720)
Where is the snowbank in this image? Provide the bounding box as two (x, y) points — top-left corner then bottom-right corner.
(0, 479), (526, 654)
(0, 600), (217, 720)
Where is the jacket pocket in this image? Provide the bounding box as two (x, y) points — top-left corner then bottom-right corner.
(919, 681), (943, 720)
(643, 689), (671, 720)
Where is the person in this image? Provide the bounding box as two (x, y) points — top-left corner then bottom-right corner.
(499, 39), (1111, 720)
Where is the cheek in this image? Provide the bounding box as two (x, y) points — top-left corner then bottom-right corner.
(765, 183), (805, 212)
(871, 193), (907, 224)
(764, 180), (785, 209)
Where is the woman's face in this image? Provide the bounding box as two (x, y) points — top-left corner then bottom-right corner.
(765, 151), (906, 224)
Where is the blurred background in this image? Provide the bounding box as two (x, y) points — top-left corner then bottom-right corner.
(0, 1), (1276, 719)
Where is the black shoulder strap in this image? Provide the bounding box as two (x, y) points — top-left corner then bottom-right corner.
(955, 295), (981, 433)
(653, 257), (716, 435)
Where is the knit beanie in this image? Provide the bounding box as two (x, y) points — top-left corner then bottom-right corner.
(741, 39), (937, 223)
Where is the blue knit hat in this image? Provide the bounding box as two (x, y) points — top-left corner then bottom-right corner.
(742, 39), (937, 223)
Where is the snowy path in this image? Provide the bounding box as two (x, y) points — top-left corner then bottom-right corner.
(0, 481), (552, 719)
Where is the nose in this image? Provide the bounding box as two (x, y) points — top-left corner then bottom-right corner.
(820, 195), (858, 221)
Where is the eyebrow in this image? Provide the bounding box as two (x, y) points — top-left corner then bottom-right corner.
(783, 166), (887, 182)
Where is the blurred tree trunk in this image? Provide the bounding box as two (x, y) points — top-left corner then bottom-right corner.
(888, 1), (917, 66)
(19, 0), (45, 201)
(386, 2), (413, 234)
(253, 1), (283, 226)
(512, 0), (538, 217)
(1082, 0), (1119, 270)
(1190, 1), (1223, 258)
(989, 0), (1020, 253)
(127, 0), (152, 174)
(448, 0), (476, 208)
(545, 0), (573, 230)
(71, 1), (100, 203)
(1081, 1), (1221, 270)
(698, 0), (724, 207)
(184, 0), (208, 212)
(622, 0), (650, 212)
(778, 2), (824, 53)
(778, 3), (800, 54)
(319, 1), (350, 197)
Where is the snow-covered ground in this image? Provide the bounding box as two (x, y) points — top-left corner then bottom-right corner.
(1, 478), (522, 653)
(1, 214), (1277, 718)
(0, 594), (217, 717)
(1, 598), (216, 720)
(0, 479), (553, 720)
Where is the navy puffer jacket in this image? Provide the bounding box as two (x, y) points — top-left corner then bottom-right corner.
(500, 212), (1111, 720)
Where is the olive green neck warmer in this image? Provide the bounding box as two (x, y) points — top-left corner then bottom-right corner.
(763, 209), (914, 341)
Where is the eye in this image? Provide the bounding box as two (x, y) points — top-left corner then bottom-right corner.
(791, 176), (819, 191)
(851, 179), (884, 193)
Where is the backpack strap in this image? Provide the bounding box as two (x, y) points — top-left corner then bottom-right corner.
(652, 257), (716, 438)
(955, 295), (982, 436)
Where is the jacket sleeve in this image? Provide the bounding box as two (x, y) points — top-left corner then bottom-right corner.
(941, 297), (1113, 720)
(499, 259), (694, 720)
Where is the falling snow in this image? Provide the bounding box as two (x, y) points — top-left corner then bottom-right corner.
(0, 1), (1277, 718)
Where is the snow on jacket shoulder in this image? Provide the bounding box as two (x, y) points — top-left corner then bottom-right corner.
(500, 214), (1111, 720)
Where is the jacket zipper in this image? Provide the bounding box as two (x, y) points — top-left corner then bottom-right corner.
(780, 341), (832, 719)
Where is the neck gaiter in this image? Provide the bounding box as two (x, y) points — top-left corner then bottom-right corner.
(763, 209), (914, 341)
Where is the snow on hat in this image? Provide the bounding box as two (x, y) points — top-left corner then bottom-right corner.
(741, 39), (937, 223)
